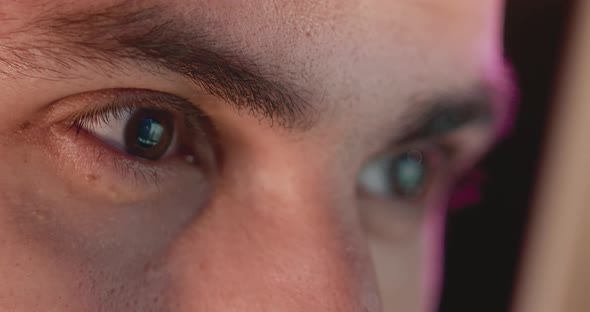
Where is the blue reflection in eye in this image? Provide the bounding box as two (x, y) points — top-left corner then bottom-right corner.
(137, 118), (164, 148)
(392, 153), (425, 196)
(358, 150), (427, 199)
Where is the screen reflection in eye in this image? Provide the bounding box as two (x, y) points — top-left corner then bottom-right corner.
(124, 109), (176, 160)
(137, 118), (165, 148)
(357, 147), (446, 202)
(58, 89), (223, 180)
(74, 107), (178, 161)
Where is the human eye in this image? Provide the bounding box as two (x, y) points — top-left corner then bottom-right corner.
(43, 88), (218, 200)
(71, 90), (215, 161)
(71, 99), (191, 163)
(358, 150), (432, 199)
(74, 106), (179, 160)
(3, 88), (222, 267)
(357, 144), (452, 239)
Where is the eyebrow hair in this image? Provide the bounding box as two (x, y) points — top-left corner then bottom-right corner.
(2, 3), (313, 129)
(393, 85), (507, 145)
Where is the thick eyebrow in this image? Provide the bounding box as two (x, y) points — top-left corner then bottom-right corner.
(3, 3), (313, 129)
(393, 83), (513, 145)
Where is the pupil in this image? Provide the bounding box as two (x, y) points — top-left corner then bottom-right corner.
(393, 154), (425, 196)
(124, 109), (174, 161)
(137, 118), (164, 148)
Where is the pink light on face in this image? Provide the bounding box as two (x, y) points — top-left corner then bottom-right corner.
(449, 168), (487, 211)
(422, 201), (446, 312)
(491, 60), (520, 142)
(480, 0), (519, 142)
(421, 168), (487, 311)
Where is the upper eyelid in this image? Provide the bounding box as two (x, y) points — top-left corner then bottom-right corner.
(65, 89), (208, 128)
(56, 88), (222, 167)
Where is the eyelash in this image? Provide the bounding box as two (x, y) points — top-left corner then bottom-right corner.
(61, 91), (210, 184)
(56, 90), (474, 204)
(66, 95), (196, 133)
(69, 105), (135, 134)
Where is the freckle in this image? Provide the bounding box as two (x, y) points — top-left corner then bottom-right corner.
(86, 174), (99, 182)
(19, 121), (31, 130)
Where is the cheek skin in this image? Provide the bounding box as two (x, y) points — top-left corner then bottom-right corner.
(0, 124), (385, 311)
(162, 158), (382, 311)
(0, 128), (212, 311)
(370, 235), (424, 312)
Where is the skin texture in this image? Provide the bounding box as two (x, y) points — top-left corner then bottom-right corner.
(0, 0), (510, 311)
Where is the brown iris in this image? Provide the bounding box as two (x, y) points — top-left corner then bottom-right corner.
(124, 108), (175, 160)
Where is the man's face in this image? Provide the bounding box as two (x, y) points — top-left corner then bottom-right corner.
(0, 0), (510, 311)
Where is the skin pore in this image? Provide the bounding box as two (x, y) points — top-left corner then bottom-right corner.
(0, 0), (512, 311)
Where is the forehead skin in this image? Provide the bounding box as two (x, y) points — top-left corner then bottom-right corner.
(3, 0), (504, 122)
(0, 1), (506, 312)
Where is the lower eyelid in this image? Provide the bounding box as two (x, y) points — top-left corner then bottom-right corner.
(48, 122), (203, 197)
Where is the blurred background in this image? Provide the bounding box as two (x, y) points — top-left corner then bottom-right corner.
(439, 0), (575, 311)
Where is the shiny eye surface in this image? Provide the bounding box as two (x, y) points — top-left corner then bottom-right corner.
(77, 107), (179, 161)
(357, 148), (445, 240)
(61, 90), (219, 189)
(358, 149), (431, 200)
(390, 152), (427, 197)
(124, 109), (175, 160)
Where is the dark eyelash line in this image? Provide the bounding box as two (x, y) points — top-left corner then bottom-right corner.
(58, 89), (218, 187)
(65, 89), (207, 133)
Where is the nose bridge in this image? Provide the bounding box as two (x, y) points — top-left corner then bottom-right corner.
(167, 151), (382, 311)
